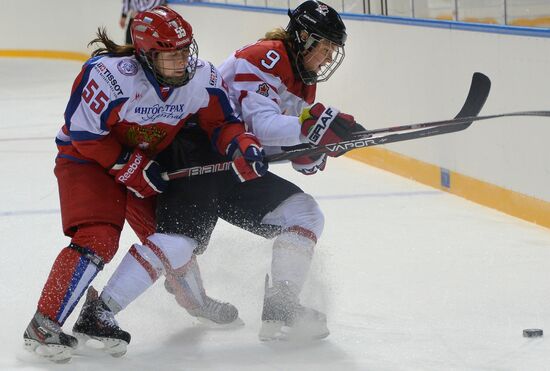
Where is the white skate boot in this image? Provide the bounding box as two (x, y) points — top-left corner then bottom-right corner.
(259, 275), (329, 341)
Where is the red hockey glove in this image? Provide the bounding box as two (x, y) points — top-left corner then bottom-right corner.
(300, 103), (365, 157)
(227, 133), (268, 182)
(291, 153), (327, 175)
(109, 149), (167, 198)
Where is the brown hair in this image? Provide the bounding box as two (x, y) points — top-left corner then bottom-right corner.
(89, 27), (135, 58)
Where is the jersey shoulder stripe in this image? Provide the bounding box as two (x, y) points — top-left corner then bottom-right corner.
(235, 40), (293, 84)
(234, 73), (279, 94)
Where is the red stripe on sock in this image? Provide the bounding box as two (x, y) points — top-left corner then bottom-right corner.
(284, 226), (317, 244)
(144, 239), (174, 273)
(129, 244), (158, 281)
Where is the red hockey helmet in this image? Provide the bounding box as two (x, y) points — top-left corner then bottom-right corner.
(131, 6), (199, 87)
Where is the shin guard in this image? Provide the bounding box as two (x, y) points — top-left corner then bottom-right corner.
(37, 243), (104, 325)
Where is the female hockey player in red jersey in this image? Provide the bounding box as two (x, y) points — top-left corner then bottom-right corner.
(23, 6), (266, 363)
(71, 1), (364, 352)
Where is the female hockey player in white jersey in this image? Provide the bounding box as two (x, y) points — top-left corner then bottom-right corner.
(23, 6), (266, 363)
(161, 0), (365, 341)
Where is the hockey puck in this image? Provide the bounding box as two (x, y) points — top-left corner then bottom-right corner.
(523, 329), (543, 338)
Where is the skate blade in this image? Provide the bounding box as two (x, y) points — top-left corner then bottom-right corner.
(24, 338), (73, 363)
(259, 320), (330, 342)
(259, 320), (288, 341)
(194, 316), (245, 328)
(73, 332), (128, 357)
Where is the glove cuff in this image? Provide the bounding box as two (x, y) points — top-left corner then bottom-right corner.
(109, 150), (133, 175)
(226, 132), (261, 159)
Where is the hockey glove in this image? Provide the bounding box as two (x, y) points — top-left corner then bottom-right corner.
(227, 132), (268, 182)
(291, 153), (327, 175)
(300, 103), (365, 157)
(109, 149), (167, 198)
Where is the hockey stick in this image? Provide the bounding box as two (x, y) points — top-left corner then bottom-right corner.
(163, 72), (490, 181)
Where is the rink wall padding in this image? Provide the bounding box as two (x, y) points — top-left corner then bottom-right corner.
(347, 147), (550, 229)
(2, 0), (550, 230)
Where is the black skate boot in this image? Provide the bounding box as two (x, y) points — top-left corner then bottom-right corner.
(259, 275), (329, 341)
(164, 278), (241, 325)
(23, 311), (78, 363)
(72, 286), (130, 357)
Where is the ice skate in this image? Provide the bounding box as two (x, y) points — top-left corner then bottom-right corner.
(164, 278), (242, 326)
(259, 275), (329, 341)
(72, 286), (130, 357)
(23, 311), (78, 363)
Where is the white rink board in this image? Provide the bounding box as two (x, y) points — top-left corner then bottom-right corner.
(2, 1), (550, 201)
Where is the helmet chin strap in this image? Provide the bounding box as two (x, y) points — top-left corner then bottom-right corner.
(303, 35), (318, 51)
(157, 68), (189, 87)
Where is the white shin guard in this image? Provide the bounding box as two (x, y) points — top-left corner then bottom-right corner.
(101, 250), (154, 314)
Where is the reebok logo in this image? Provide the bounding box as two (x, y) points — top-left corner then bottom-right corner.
(118, 153), (143, 182)
(308, 108), (335, 144)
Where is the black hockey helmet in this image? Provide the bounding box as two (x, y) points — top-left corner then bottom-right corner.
(286, 1), (346, 84)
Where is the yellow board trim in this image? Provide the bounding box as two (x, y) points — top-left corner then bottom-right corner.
(0, 50), (88, 62)
(346, 147), (550, 229)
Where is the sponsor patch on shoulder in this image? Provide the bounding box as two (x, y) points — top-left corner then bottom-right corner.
(208, 62), (218, 86)
(117, 59), (138, 76)
(256, 83), (270, 97)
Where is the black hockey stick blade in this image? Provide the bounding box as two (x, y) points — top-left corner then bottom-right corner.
(453, 72), (491, 126)
(266, 72), (491, 163)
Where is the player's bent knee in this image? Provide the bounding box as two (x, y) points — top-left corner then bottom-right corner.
(146, 233), (197, 272)
(270, 193), (325, 240)
(71, 223), (121, 264)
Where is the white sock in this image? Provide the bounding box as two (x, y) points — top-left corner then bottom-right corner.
(101, 249), (157, 314)
(271, 232), (315, 292)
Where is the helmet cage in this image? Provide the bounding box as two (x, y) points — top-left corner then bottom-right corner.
(139, 38), (199, 87)
(295, 32), (345, 85)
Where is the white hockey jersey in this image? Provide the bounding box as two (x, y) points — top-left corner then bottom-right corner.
(218, 39), (317, 154)
(56, 55), (245, 168)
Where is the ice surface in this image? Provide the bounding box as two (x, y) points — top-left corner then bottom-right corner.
(2, 59), (550, 370)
